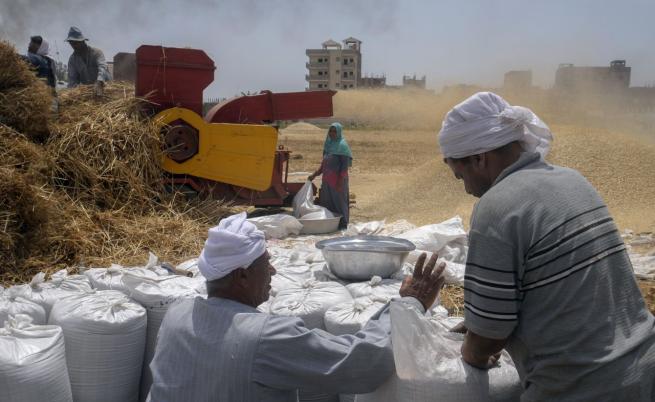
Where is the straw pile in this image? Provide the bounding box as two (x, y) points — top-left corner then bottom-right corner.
(0, 41), (52, 142)
(0, 40), (232, 284)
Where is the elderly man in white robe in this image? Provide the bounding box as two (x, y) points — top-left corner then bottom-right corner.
(439, 92), (655, 401)
(148, 212), (446, 402)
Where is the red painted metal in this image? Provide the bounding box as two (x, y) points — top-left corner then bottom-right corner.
(135, 44), (330, 206)
(205, 90), (336, 124)
(135, 45), (215, 115)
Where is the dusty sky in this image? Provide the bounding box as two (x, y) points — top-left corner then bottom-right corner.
(2, 0), (654, 98)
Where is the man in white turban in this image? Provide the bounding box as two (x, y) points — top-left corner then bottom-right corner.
(439, 92), (655, 401)
(148, 212), (447, 402)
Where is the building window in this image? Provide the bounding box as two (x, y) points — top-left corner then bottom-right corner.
(350, 58), (354, 63)
(336, 83), (340, 87)
(318, 71), (323, 76)
(336, 70), (339, 74)
(343, 59), (348, 65)
(336, 57), (340, 61)
(349, 71), (354, 76)
(318, 58), (323, 63)
(343, 72), (347, 78)
(350, 84), (354, 88)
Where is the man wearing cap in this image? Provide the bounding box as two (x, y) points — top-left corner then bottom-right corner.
(65, 26), (111, 95)
(148, 212), (446, 402)
(439, 92), (655, 401)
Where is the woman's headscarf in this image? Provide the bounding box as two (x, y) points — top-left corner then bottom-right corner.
(323, 122), (353, 165)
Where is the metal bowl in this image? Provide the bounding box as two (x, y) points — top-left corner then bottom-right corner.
(299, 215), (342, 235)
(315, 235), (416, 281)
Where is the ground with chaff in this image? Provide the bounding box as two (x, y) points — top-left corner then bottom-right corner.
(0, 41), (232, 284)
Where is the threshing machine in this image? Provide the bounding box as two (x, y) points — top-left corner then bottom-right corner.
(135, 45), (335, 206)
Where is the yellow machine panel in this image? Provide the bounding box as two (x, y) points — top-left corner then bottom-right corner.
(155, 108), (278, 191)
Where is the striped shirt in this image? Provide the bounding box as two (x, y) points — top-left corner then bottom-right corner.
(464, 151), (655, 401)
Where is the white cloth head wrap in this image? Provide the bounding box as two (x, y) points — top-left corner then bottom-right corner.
(438, 92), (553, 159)
(36, 39), (50, 57)
(198, 212), (266, 281)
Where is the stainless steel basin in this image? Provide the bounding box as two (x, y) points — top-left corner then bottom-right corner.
(315, 236), (416, 281)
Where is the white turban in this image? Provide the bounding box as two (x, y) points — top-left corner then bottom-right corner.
(438, 92), (553, 159)
(198, 212), (266, 281)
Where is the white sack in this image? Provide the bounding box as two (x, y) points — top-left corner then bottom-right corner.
(324, 297), (386, 335)
(270, 280), (352, 330)
(0, 295), (47, 325)
(345, 276), (401, 302)
(0, 314), (73, 402)
(48, 290), (147, 402)
(84, 265), (160, 293)
(357, 302), (522, 402)
(248, 214), (304, 239)
(397, 216), (468, 285)
(343, 220), (386, 236)
(630, 252), (655, 280)
(293, 180), (334, 219)
(7, 271), (93, 318)
(122, 273), (205, 401)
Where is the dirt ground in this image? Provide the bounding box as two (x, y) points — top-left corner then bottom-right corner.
(281, 124), (655, 232)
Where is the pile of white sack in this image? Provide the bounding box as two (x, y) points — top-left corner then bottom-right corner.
(0, 216), (525, 402)
(0, 253), (206, 402)
(248, 181), (336, 239)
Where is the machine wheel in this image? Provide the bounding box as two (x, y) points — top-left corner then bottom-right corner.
(163, 123), (199, 163)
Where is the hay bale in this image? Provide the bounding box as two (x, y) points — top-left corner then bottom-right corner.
(0, 41), (51, 141)
(48, 83), (164, 211)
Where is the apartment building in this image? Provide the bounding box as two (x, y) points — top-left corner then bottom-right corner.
(306, 37), (362, 91)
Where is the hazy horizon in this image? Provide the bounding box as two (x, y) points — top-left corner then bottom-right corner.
(2, 0), (654, 98)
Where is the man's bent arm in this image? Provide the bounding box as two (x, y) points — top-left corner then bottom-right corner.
(462, 329), (508, 369)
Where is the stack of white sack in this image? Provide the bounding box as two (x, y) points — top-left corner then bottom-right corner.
(397, 216), (468, 285)
(293, 181), (335, 219)
(48, 290), (147, 402)
(249, 214), (303, 239)
(270, 280), (352, 330)
(0, 293), (47, 325)
(345, 276), (402, 302)
(7, 270), (93, 319)
(324, 297), (387, 335)
(269, 247), (324, 296)
(357, 302), (522, 402)
(122, 272), (207, 401)
(83, 252), (170, 293)
(0, 314), (73, 402)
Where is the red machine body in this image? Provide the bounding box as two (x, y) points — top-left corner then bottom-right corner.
(135, 45), (334, 206)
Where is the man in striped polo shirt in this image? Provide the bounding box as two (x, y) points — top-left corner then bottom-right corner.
(438, 92), (655, 401)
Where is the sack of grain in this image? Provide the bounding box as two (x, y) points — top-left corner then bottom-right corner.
(345, 276), (401, 302)
(8, 271), (93, 319)
(0, 294), (47, 325)
(270, 280), (352, 330)
(122, 272), (206, 401)
(0, 314), (73, 402)
(48, 290), (147, 402)
(324, 297), (387, 335)
(84, 264), (160, 293)
(248, 213), (303, 239)
(357, 302), (521, 402)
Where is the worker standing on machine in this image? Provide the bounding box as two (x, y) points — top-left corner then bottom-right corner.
(65, 26), (111, 96)
(308, 122), (352, 229)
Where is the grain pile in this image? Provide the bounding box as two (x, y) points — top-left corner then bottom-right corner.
(0, 41), (231, 285)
